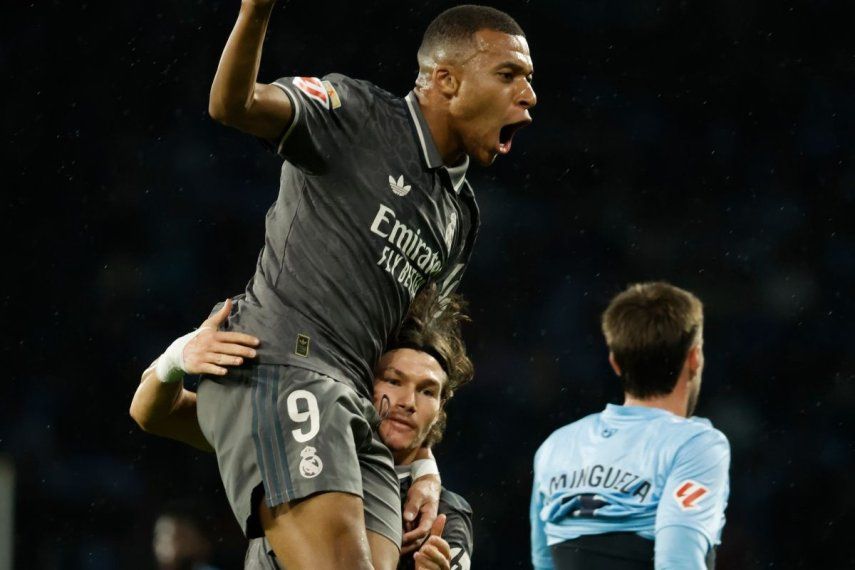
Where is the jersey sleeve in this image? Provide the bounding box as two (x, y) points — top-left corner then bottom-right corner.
(436, 262), (467, 301)
(655, 429), (730, 548)
(654, 525), (709, 569)
(267, 73), (376, 173)
(530, 447), (554, 570)
(443, 509), (473, 570)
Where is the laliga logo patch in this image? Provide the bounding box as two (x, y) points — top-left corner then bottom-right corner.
(388, 174), (412, 196)
(444, 211), (457, 250)
(299, 446), (323, 479)
(293, 77), (330, 109)
(673, 480), (708, 510)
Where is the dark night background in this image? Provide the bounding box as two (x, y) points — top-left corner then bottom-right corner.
(4, 0), (855, 568)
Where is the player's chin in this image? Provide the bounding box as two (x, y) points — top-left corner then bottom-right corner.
(382, 435), (415, 454)
(471, 147), (498, 166)
(381, 423), (414, 443)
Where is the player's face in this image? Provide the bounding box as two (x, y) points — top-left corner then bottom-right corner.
(373, 348), (446, 463)
(449, 29), (536, 166)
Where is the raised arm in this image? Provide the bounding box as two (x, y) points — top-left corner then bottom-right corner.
(208, 0), (293, 140)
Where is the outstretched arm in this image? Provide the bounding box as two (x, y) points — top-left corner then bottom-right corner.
(130, 299), (260, 452)
(208, 0), (293, 140)
(131, 363), (211, 451)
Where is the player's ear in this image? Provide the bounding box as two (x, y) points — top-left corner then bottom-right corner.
(608, 352), (622, 377)
(433, 66), (460, 97)
(686, 344), (702, 377)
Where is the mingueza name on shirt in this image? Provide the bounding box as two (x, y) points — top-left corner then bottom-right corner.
(549, 465), (652, 502)
(370, 204), (444, 298)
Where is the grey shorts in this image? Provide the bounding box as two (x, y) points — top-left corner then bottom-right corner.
(197, 364), (401, 547)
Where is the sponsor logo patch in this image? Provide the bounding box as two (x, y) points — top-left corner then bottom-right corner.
(293, 76), (329, 108)
(295, 334), (310, 357)
(388, 174), (412, 196)
(674, 480), (709, 510)
(323, 80), (341, 109)
(299, 446), (323, 478)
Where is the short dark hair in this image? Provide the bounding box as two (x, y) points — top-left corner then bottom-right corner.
(601, 282), (703, 398)
(418, 5), (524, 64)
(391, 284), (473, 447)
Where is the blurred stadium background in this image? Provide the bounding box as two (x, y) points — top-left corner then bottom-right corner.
(4, 0), (854, 567)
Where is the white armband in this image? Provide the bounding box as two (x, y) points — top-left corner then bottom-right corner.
(410, 458), (441, 482)
(154, 327), (209, 384)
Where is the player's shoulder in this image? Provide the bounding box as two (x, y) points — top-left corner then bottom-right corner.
(320, 72), (369, 91)
(540, 411), (602, 449)
(321, 72), (378, 90)
(439, 487), (473, 518)
(276, 72), (397, 117)
(669, 415), (729, 447)
(320, 73), (399, 108)
(664, 416), (730, 468)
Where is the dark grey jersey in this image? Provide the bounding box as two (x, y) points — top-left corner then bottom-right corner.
(225, 74), (479, 398)
(398, 474), (474, 570)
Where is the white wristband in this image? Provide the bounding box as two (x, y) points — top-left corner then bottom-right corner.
(410, 458), (441, 482)
(154, 327), (209, 384)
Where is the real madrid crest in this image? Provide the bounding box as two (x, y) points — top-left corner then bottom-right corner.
(299, 446), (323, 478)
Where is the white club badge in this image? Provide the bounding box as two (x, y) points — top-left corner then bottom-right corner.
(299, 446), (323, 479)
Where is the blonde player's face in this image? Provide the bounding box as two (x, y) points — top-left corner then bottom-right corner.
(373, 348), (446, 462)
(449, 29), (537, 166)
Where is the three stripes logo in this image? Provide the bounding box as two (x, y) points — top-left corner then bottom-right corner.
(673, 480), (709, 510)
(388, 174), (412, 196)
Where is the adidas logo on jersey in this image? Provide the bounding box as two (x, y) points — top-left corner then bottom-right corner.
(388, 174), (412, 196)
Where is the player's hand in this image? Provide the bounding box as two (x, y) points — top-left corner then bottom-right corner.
(182, 298), (260, 375)
(401, 474), (441, 554)
(413, 515), (451, 570)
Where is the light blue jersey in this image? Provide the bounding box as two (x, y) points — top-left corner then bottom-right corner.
(531, 404), (730, 569)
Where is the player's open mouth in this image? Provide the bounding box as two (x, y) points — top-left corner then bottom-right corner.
(497, 120), (530, 155)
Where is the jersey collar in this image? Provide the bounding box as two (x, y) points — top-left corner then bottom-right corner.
(603, 403), (680, 420)
(405, 91), (469, 193)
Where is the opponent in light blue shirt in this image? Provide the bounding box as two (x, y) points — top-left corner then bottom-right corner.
(531, 282), (730, 570)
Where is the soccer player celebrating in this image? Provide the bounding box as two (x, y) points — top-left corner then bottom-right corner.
(131, 287), (475, 570)
(193, 2), (534, 568)
(530, 282), (730, 570)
